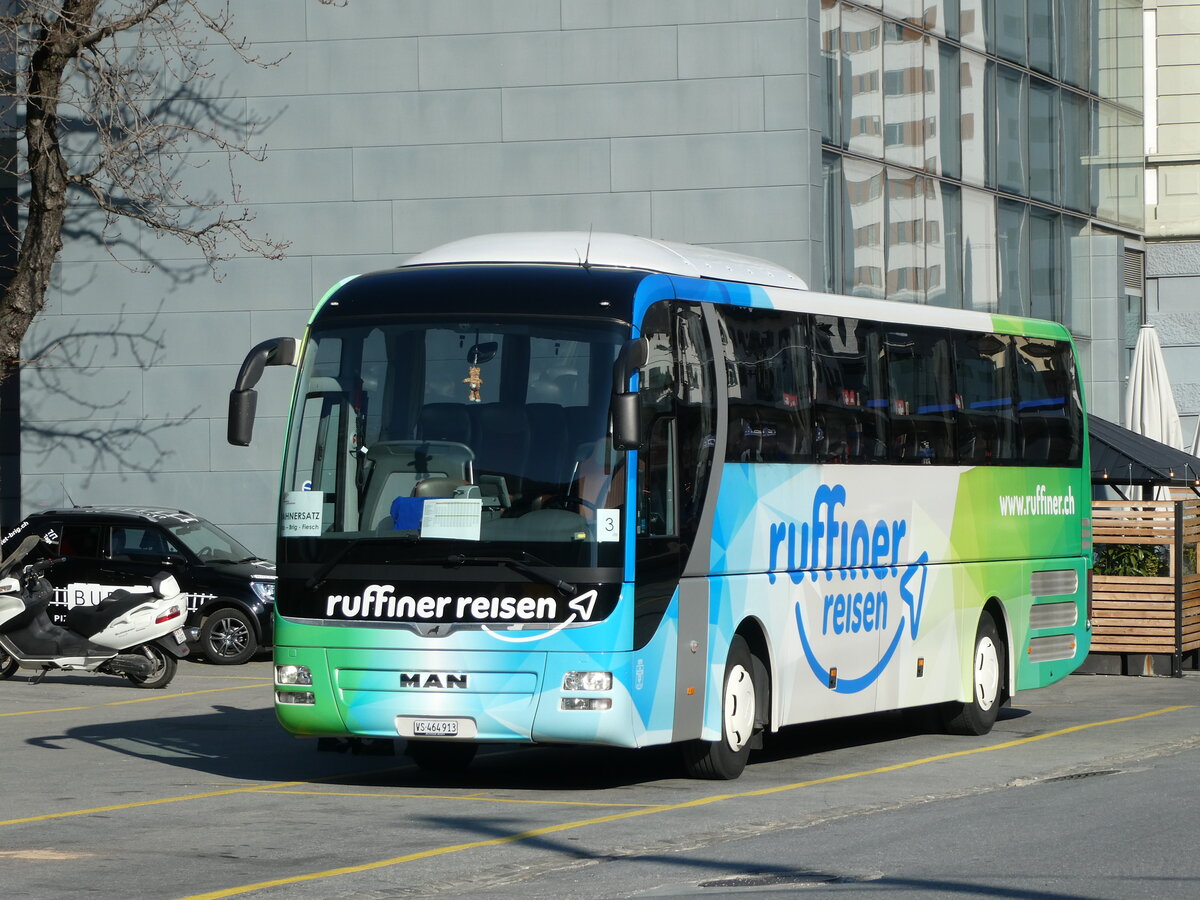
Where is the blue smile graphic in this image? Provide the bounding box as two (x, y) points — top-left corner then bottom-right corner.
(794, 551), (929, 694)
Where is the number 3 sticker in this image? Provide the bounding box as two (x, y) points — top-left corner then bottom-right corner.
(597, 509), (619, 542)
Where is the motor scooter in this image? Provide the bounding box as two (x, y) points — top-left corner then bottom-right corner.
(0, 535), (196, 689)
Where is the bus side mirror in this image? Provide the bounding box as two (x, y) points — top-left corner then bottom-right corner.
(227, 337), (300, 447)
(611, 337), (648, 451)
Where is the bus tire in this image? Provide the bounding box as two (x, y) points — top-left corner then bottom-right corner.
(407, 740), (477, 773)
(682, 635), (758, 780)
(941, 611), (1003, 736)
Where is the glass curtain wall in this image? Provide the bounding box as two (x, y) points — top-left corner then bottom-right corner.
(820, 0), (1143, 329)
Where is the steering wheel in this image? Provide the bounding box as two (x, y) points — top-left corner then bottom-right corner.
(197, 547), (216, 561)
(537, 494), (598, 512)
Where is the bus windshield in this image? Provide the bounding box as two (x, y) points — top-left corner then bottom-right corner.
(280, 316), (628, 566)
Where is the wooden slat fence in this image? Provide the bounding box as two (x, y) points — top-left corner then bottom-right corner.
(1090, 499), (1200, 674)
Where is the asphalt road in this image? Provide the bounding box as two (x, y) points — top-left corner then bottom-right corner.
(2, 658), (1198, 899)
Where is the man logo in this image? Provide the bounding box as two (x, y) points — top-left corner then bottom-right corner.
(399, 672), (468, 689)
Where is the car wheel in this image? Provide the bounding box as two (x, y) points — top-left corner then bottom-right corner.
(200, 607), (258, 665)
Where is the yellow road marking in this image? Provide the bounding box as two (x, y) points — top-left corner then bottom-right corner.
(0, 682), (270, 718)
(0, 762), (413, 827)
(176, 704), (1193, 900)
(260, 789), (658, 808)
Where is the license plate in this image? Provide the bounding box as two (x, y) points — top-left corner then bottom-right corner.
(411, 719), (459, 737)
(173, 627), (186, 643)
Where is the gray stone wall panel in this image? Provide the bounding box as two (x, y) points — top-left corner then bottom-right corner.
(502, 78), (765, 141)
(203, 38), (419, 98)
(249, 91), (503, 151)
(54, 258), (314, 316)
(651, 186), (810, 245)
(1146, 240), (1200, 275)
(562, 0), (795, 28)
(611, 132), (808, 192)
(390, 193), (653, 255)
(353, 140), (613, 201)
(418, 28), (678, 90)
(304, 0), (562, 40)
(678, 19), (809, 79)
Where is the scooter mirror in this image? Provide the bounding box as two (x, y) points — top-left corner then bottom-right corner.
(0, 535), (42, 578)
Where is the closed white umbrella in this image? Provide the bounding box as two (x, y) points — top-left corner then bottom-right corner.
(1125, 324), (1183, 450)
(1125, 324), (1183, 499)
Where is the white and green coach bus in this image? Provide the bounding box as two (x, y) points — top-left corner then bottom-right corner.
(229, 232), (1091, 779)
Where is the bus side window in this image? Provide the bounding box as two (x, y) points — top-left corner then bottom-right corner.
(719, 306), (812, 465)
(953, 332), (1019, 464)
(1014, 337), (1082, 465)
(885, 325), (956, 465)
(812, 316), (888, 463)
(638, 418), (676, 536)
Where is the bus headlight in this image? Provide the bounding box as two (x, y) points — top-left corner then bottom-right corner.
(562, 671), (612, 691)
(276, 664), (312, 686)
(561, 697), (612, 711)
(275, 690), (315, 705)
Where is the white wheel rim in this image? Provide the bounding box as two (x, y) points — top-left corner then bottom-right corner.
(723, 663), (756, 752)
(974, 635), (1000, 712)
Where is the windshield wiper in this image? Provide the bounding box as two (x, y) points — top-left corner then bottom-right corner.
(446, 551), (577, 596)
(306, 534), (418, 589)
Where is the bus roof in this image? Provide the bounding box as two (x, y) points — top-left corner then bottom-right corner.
(401, 231), (809, 291)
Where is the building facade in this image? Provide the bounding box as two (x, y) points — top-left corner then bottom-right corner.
(1144, 0), (1200, 449)
(8, 0), (1144, 552)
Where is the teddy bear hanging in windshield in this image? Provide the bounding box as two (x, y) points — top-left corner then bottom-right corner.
(464, 365), (483, 402)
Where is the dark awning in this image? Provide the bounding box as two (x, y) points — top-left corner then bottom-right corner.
(1089, 414), (1200, 491)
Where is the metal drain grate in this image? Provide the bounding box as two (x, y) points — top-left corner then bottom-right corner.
(1043, 769), (1121, 783)
(699, 871), (843, 889)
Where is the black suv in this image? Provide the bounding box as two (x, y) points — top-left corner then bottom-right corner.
(0, 507), (276, 665)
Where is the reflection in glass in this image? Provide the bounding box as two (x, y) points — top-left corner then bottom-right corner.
(959, 50), (987, 188)
(994, 64), (1028, 195)
(1060, 90), (1094, 215)
(1057, 0), (1093, 91)
(1062, 214), (1091, 336)
(961, 187), (997, 312)
(1097, 104), (1144, 231)
(886, 170), (928, 303)
(844, 157), (886, 299)
(822, 151), (844, 294)
(883, 22), (927, 169)
(997, 199), (1029, 317)
(1030, 211), (1061, 322)
(1029, 79), (1059, 205)
(842, 5), (884, 159)
(930, 181), (962, 308)
(958, 0), (985, 52)
(888, 170), (931, 304)
(821, 0), (841, 145)
(935, 41), (961, 179)
(1098, 0), (1143, 109)
(991, 0), (1027, 66)
(1029, 0), (1056, 77)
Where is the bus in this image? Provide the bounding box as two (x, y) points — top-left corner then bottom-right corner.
(229, 232), (1091, 779)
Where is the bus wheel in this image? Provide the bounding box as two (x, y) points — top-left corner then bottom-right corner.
(941, 612), (1003, 736)
(407, 740), (477, 774)
(682, 635), (758, 780)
